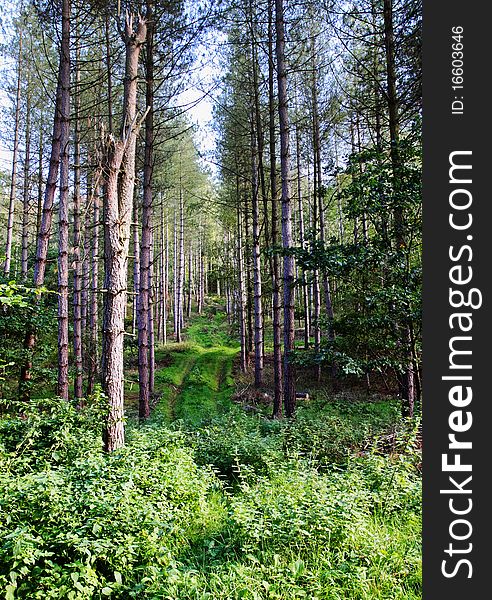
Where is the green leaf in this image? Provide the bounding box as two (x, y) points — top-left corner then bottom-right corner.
(6, 584), (16, 600)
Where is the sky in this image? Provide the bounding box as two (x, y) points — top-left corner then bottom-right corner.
(0, 0), (16, 172)
(0, 15), (224, 179)
(0, 73), (220, 178)
(174, 51), (221, 175)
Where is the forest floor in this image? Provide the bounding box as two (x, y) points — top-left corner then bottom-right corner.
(125, 309), (239, 426)
(0, 304), (422, 599)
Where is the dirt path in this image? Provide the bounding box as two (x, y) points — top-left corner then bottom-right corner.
(153, 314), (239, 426)
(166, 355), (198, 422)
(171, 346), (237, 426)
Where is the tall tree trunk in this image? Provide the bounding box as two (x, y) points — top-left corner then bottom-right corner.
(163, 208), (168, 343)
(268, 0), (283, 417)
(73, 34), (83, 402)
(312, 144), (322, 382)
(132, 194), (140, 335)
(187, 239), (193, 318)
(199, 230), (205, 314)
(383, 0), (415, 417)
(81, 162), (91, 333)
(175, 189), (185, 342)
(178, 188), (185, 331)
(105, 11), (113, 134)
(275, 0), (296, 417)
(148, 230), (155, 395)
(57, 0), (71, 401)
(21, 85), (31, 281)
(295, 120), (310, 350)
(248, 7), (270, 258)
(87, 178), (101, 395)
(173, 208), (179, 339)
(34, 81), (64, 286)
(137, 0), (154, 420)
(250, 114), (264, 387)
(102, 14), (147, 452)
(237, 193), (248, 373)
(244, 194), (253, 356)
(36, 111), (44, 240)
(204, 257), (208, 297)
(197, 234), (202, 314)
(157, 201), (165, 342)
(4, 30), (22, 276)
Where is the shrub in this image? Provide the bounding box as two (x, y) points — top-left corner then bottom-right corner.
(0, 399), (224, 599)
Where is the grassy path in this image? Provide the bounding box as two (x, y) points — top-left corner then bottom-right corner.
(152, 313), (239, 427)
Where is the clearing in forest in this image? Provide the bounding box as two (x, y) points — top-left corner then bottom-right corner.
(150, 312), (239, 426)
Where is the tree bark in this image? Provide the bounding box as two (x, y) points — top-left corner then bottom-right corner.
(81, 165), (91, 333)
(178, 187), (185, 331)
(21, 85), (31, 281)
(148, 230), (155, 395)
(244, 193), (253, 357)
(132, 194), (140, 335)
(198, 230), (205, 314)
(237, 194), (248, 373)
(87, 178), (101, 396)
(163, 208), (169, 343)
(295, 120), (310, 350)
(250, 114), (264, 387)
(105, 11), (113, 134)
(34, 81), (63, 286)
(157, 201), (165, 343)
(187, 239), (193, 318)
(174, 187), (185, 342)
(383, 0), (415, 417)
(173, 208), (178, 339)
(268, 0), (283, 417)
(36, 111), (44, 240)
(73, 34), (84, 402)
(57, 0), (71, 401)
(4, 30), (22, 276)
(102, 14), (147, 452)
(275, 0), (296, 417)
(137, 0), (154, 420)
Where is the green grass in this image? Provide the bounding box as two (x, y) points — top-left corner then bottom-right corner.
(0, 309), (421, 599)
(151, 311), (239, 427)
(185, 313), (240, 349)
(174, 347), (237, 426)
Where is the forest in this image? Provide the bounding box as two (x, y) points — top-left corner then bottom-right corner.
(0, 0), (422, 597)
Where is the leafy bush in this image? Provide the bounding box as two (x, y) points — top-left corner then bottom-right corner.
(0, 279), (57, 398)
(0, 392), (421, 599)
(190, 409), (282, 481)
(0, 395), (105, 470)
(0, 400), (223, 599)
(282, 398), (400, 467)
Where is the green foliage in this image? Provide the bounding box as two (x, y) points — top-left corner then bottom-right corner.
(191, 409), (282, 481)
(186, 314), (239, 349)
(173, 347), (236, 426)
(0, 280), (57, 395)
(0, 396), (421, 600)
(0, 314), (421, 598)
(282, 398), (399, 467)
(291, 137), (422, 388)
(0, 393), (105, 470)
(0, 399), (222, 599)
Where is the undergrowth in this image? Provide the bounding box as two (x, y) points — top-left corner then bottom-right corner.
(0, 312), (421, 599)
(0, 395), (421, 599)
